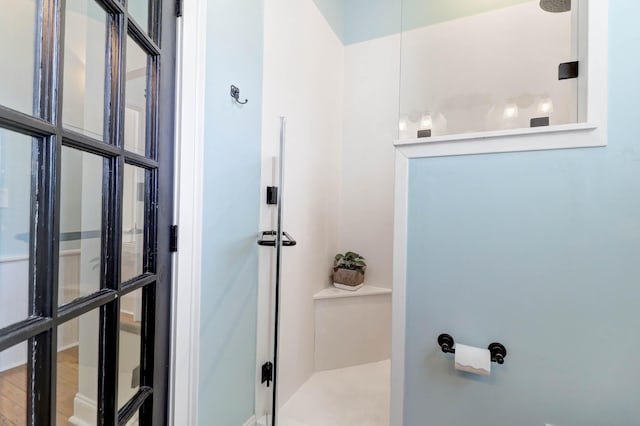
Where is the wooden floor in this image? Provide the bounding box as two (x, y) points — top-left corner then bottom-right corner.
(0, 347), (79, 426)
(0, 358), (27, 426)
(0, 313), (139, 425)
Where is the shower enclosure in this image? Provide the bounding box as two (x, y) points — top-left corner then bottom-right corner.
(194, 0), (592, 425)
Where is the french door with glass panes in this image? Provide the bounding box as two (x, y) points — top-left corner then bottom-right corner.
(0, 0), (176, 424)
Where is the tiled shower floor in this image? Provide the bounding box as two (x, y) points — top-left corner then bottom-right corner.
(278, 360), (390, 426)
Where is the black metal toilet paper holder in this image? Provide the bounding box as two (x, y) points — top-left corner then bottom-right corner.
(437, 333), (507, 365)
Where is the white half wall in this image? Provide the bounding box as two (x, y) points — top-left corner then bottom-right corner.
(314, 293), (391, 371)
(260, 0), (344, 407)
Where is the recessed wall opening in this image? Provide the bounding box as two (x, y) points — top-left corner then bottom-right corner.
(185, 0), (604, 425)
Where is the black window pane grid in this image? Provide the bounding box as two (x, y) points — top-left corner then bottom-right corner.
(0, 0), (163, 423)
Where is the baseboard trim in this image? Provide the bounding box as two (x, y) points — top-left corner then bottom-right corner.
(242, 415), (256, 426)
(68, 393), (97, 426)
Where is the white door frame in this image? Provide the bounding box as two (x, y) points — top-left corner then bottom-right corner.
(169, 0), (208, 424)
(170, 0), (271, 424)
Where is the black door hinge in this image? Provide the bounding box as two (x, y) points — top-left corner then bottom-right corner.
(170, 225), (178, 252)
(261, 362), (273, 387)
(266, 186), (278, 205)
(175, 0), (183, 17)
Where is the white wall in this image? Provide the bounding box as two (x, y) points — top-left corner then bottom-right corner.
(260, 0), (344, 407)
(0, 250), (81, 372)
(340, 35), (401, 290)
(0, 0), (35, 115)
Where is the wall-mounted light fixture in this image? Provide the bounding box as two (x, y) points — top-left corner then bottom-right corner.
(418, 114), (432, 138)
(503, 103), (519, 120)
(538, 97), (554, 114)
(399, 117), (408, 132)
(420, 114), (432, 130)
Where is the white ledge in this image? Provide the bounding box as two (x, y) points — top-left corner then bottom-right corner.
(313, 285), (392, 300)
(395, 122), (598, 147)
(0, 249), (81, 264)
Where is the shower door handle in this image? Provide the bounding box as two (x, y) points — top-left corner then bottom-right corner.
(257, 230), (297, 247)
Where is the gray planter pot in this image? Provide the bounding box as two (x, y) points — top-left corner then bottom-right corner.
(333, 268), (365, 287)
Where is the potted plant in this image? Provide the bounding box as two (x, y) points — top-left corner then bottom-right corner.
(332, 251), (367, 291)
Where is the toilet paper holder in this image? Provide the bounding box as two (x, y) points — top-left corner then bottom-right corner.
(437, 333), (507, 365)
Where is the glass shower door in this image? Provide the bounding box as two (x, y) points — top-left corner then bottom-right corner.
(399, 0), (580, 139)
(256, 117), (295, 426)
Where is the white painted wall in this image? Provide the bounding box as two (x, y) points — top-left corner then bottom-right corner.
(0, 0), (36, 115)
(260, 0), (344, 407)
(0, 250), (81, 372)
(340, 34), (401, 291)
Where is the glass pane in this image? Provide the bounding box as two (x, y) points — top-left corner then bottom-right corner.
(63, 0), (107, 140)
(128, 0), (150, 35)
(0, 344), (28, 425)
(122, 165), (146, 281)
(0, 130), (33, 329)
(124, 412), (139, 425)
(0, 0), (36, 115)
(399, 0), (578, 139)
(124, 38), (148, 156)
(56, 309), (100, 425)
(59, 147), (104, 306)
(118, 288), (143, 409)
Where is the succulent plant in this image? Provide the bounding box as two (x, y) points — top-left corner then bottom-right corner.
(333, 251), (366, 273)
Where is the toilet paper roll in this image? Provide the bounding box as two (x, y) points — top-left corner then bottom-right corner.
(454, 343), (491, 376)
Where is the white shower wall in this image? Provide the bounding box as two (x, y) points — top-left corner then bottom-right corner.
(340, 34), (401, 291)
(261, 0), (569, 412)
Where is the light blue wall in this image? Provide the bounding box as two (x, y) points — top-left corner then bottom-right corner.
(401, 0), (532, 34)
(404, 2), (640, 425)
(313, 0), (529, 46)
(343, 0), (401, 45)
(312, 0), (344, 42)
(198, 0), (263, 424)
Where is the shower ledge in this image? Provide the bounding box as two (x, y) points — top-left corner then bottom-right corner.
(313, 285), (392, 300)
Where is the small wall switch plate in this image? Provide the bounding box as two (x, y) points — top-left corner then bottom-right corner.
(417, 129), (432, 138)
(0, 188), (8, 208)
(531, 117), (550, 127)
